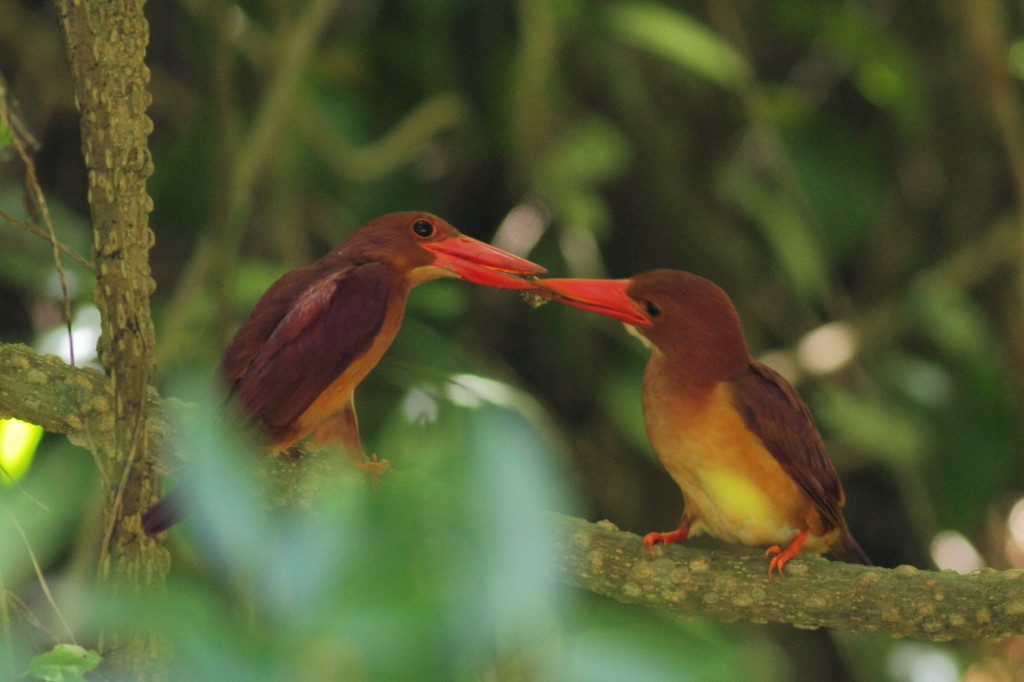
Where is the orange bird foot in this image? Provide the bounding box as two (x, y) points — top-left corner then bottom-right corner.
(642, 528), (690, 556)
(764, 530), (809, 580)
(354, 454), (391, 489)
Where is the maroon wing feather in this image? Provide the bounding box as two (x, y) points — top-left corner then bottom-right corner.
(221, 261), (392, 434)
(220, 263), (323, 387)
(727, 361), (846, 532)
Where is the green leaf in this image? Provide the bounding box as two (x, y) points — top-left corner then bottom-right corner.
(815, 386), (930, 466)
(716, 165), (831, 302)
(774, 1), (927, 131)
(545, 117), (631, 187)
(779, 113), (887, 259)
(605, 1), (751, 90)
(26, 644), (101, 682)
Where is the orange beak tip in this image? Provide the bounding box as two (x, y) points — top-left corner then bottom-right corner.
(532, 277), (649, 326)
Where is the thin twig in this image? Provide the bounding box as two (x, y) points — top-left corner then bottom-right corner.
(0, 74), (100, 490)
(1, 504), (76, 645)
(0, 462), (53, 513)
(0, 208), (94, 274)
(1, 583), (63, 654)
(0, 568), (13, 681)
(0, 74), (79, 374)
(298, 91), (469, 182)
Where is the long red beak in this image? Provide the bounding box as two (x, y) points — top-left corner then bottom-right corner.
(534, 278), (650, 326)
(422, 236), (546, 289)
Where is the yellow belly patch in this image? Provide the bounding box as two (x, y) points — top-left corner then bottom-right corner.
(700, 469), (776, 524)
(645, 379), (810, 546)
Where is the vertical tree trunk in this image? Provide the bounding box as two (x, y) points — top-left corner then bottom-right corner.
(54, 0), (168, 675)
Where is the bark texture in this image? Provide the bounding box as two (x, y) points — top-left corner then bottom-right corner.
(551, 513), (1024, 640)
(54, 0), (168, 674)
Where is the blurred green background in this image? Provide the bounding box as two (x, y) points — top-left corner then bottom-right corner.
(3, 0), (1024, 679)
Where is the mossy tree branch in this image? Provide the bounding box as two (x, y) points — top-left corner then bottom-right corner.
(0, 343), (167, 456)
(551, 513), (1024, 641)
(3, 344), (1024, 641)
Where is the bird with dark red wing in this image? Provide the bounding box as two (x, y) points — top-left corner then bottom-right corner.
(142, 212), (545, 536)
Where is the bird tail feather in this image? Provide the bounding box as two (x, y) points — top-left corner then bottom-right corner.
(141, 488), (185, 537)
(831, 531), (872, 565)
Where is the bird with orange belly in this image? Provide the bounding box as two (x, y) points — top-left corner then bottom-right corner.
(142, 211), (545, 535)
(535, 270), (869, 577)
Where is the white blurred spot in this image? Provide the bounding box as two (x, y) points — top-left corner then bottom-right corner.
(46, 269), (79, 300)
(400, 388), (439, 426)
(930, 529), (985, 573)
(558, 226), (604, 278)
(887, 642), (960, 682)
(446, 374), (516, 409)
(36, 304), (101, 366)
(1007, 497), (1024, 551)
(758, 349), (802, 385)
(796, 321), (858, 375)
(492, 201), (549, 258)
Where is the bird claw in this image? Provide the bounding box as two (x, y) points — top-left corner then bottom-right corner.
(354, 454), (390, 489)
(642, 528), (689, 556)
(765, 545), (793, 580)
(764, 531), (808, 580)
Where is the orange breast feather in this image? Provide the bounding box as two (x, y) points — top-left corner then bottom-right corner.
(643, 381), (837, 552)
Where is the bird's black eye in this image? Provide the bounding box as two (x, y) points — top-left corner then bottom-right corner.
(412, 220), (434, 238)
(645, 301), (661, 317)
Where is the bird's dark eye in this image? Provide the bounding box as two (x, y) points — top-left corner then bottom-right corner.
(645, 301), (661, 316)
(412, 220), (434, 238)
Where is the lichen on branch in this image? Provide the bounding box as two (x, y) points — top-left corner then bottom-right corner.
(550, 513), (1024, 641)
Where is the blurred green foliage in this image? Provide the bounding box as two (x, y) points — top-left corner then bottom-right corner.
(2, 381), (801, 680)
(2, 0), (1024, 678)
